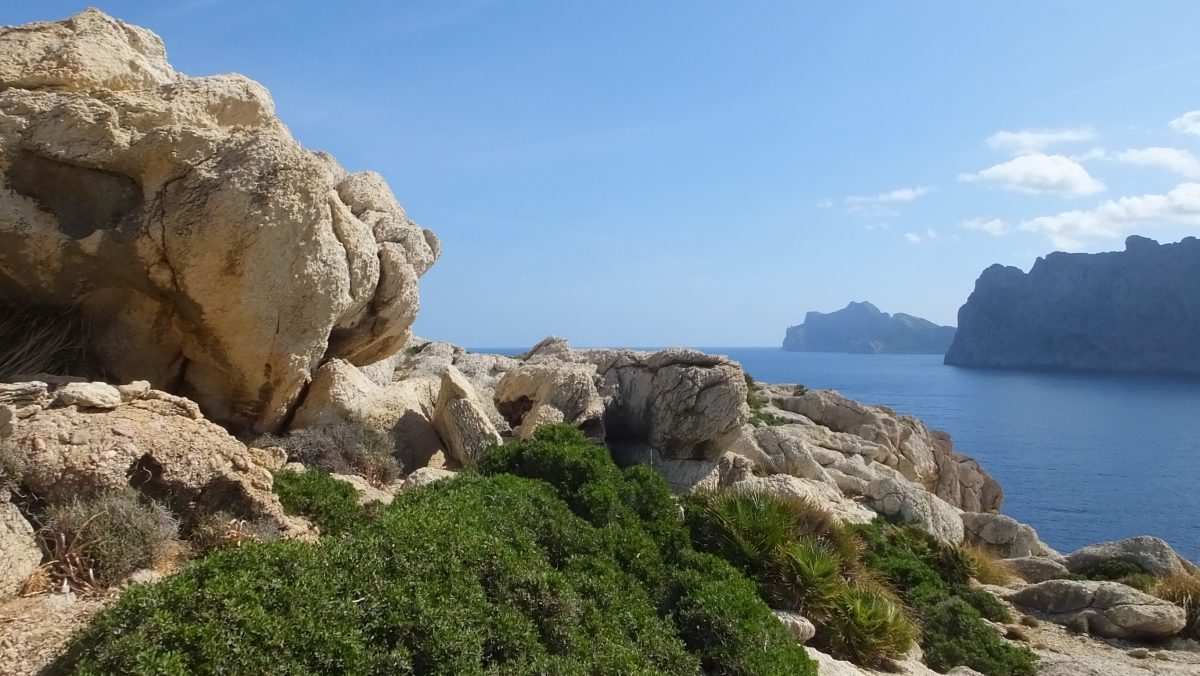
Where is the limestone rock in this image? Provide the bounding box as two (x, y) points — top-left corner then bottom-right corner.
(450, 350), (519, 433)
(866, 476), (965, 544)
(494, 361), (606, 439)
(329, 473), (399, 506)
(1064, 536), (1196, 578)
(0, 496), (41, 599)
(1005, 556), (1070, 584)
(401, 466), (455, 490)
(772, 610), (815, 644)
(0, 10), (439, 433)
(2, 381), (312, 540)
(779, 388), (1002, 512)
(946, 236), (1200, 375)
(433, 367), (501, 464)
(734, 473), (877, 525)
(53, 382), (121, 409)
(1006, 579), (1186, 640)
(962, 512), (1057, 559)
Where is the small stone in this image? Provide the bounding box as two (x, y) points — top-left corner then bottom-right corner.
(117, 380), (152, 402)
(56, 382), (123, 410)
(1128, 648), (1150, 659)
(69, 429), (91, 445)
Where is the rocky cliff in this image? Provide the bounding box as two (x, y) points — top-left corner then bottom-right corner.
(782, 301), (955, 354)
(945, 236), (1200, 374)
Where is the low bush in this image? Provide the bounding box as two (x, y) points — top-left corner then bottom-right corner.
(0, 438), (26, 493)
(748, 409), (790, 427)
(1081, 558), (1146, 581)
(39, 488), (178, 589)
(187, 511), (280, 555)
(52, 424), (815, 675)
(820, 583), (917, 669)
(766, 538), (845, 619)
(256, 422), (401, 486)
(271, 469), (367, 536)
(854, 520), (1037, 676)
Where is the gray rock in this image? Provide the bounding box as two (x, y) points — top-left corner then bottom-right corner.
(1006, 579), (1186, 640)
(1004, 556), (1070, 583)
(1065, 536), (1195, 577)
(772, 610), (816, 643)
(54, 382), (122, 409)
(783, 301), (955, 354)
(962, 512), (1056, 559)
(866, 476), (965, 544)
(946, 235), (1200, 375)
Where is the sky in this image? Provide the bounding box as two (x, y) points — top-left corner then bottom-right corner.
(8, 2), (1200, 347)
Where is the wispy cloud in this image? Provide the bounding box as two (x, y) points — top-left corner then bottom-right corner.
(986, 127), (1094, 155)
(958, 154), (1105, 197)
(961, 217), (1009, 236)
(1169, 110), (1200, 137)
(1114, 147), (1200, 179)
(1019, 182), (1200, 250)
(844, 186), (931, 216)
(903, 228), (943, 244)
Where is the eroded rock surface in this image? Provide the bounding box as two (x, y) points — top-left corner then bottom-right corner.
(1006, 580), (1187, 640)
(1064, 536), (1197, 578)
(0, 9), (439, 433)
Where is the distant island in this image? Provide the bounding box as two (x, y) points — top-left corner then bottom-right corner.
(782, 301), (956, 354)
(945, 235), (1200, 375)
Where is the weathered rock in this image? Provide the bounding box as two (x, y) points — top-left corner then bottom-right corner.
(0, 10), (439, 433)
(1064, 536), (1196, 578)
(2, 381), (312, 539)
(1004, 556), (1070, 583)
(0, 382), (49, 407)
(778, 388), (1002, 512)
(493, 361), (606, 439)
(772, 610), (816, 643)
(433, 368), (501, 464)
(0, 495), (41, 599)
(53, 382), (121, 409)
(1006, 579), (1187, 640)
(401, 466), (455, 490)
(962, 512), (1057, 559)
(866, 476), (965, 543)
(329, 474), (400, 506)
(734, 473), (878, 524)
(946, 236), (1200, 375)
(450, 350), (519, 433)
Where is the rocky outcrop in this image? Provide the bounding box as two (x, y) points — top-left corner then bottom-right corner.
(946, 236), (1200, 375)
(1064, 536), (1197, 578)
(0, 380), (311, 542)
(1004, 556), (1070, 584)
(866, 476), (965, 544)
(433, 368), (502, 464)
(1006, 580), (1187, 640)
(0, 9), (439, 433)
(783, 301), (955, 354)
(0, 494), (41, 598)
(962, 512), (1058, 559)
(775, 388), (1002, 512)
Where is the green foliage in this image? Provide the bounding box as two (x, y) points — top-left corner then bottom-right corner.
(54, 424), (815, 676)
(40, 488), (178, 587)
(766, 538), (845, 619)
(820, 583), (917, 668)
(271, 469), (367, 536)
(854, 520), (1037, 676)
(748, 409), (789, 427)
(256, 422), (401, 486)
(1080, 558), (1146, 581)
(792, 384), (807, 396)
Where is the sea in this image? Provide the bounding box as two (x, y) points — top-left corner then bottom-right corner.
(478, 347), (1200, 562)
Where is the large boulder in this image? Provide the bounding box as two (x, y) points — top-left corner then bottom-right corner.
(1064, 536), (1197, 578)
(1004, 556), (1070, 584)
(962, 512), (1058, 559)
(1006, 579), (1187, 640)
(432, 367), (502, 464)
(493, 361), (606, 439)
(0, 10), (439, 433)
(777, 389), (1002, 512)
(866, 476), (965, 544)
(0, 379), (311, 539)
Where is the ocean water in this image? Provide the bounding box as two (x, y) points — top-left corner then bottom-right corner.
(479, 347), (1200, 561)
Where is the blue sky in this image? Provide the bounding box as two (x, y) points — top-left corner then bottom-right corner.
(10, 2), (1200, 346)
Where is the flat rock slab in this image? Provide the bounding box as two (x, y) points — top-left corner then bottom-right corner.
(1006, 579), (1186, 640)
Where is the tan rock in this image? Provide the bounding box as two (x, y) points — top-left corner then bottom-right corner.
(494, 361), (606, 439)
(401, 466), (455, 490)
(54, 382), (122, 409)
(0, 496), (41, 599)
(0, 10), (439, 433)
(866, 476), (965, 543)
(432, 367), (501, 464)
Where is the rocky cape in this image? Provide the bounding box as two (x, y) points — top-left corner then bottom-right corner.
(946, 236), (1200, 375)
(2, 11), (1199, 676)
(783, 301), (956, 354)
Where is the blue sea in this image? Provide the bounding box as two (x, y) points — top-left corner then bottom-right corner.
(480, 347), (1200, 562)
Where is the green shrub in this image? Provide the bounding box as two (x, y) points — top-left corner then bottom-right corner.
(271, 469), (367, 536)
(1081, 558), (1146, 581)
(819, 583), (916, 667)
(748, 409), (789, 427)
(54, 426), (816, 676)
(256, 422), (401, 486)
(854, 520), (1036, 675)
(767, 538), (845, 619)
(40, 488), (178, 588)
(685, 490), (805, 576)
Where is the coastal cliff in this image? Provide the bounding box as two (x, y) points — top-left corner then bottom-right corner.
(783, 301), (956, 354)
(945, 236), (1200, 374)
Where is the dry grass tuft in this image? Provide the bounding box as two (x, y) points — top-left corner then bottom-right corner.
(1151, 572), (1200, 638)
(0, 304), (97, 381)
(963, 543), (1016, 585)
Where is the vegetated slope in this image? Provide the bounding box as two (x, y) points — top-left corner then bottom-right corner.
(945, 235), (1200, 374)
(48, 426), (815, 676)
(783, 302), (955, 354)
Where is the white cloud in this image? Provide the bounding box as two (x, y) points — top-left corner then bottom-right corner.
(1071, 147), (1109, 162)
(865, 222), (890, 231)
(1113, 146), (1200, 178)
(844, 186), (931, 216)
(1169, 110), (1200, 137)
(816, 198), (834, 209)
(903, 228), (942, 244)
(904, 232), (923, 244)
(986, 127), (1094, 155)
(1019, 182), (1200, 250)
(962, 217), (1009, 236)
(958, 154), (1105, 196)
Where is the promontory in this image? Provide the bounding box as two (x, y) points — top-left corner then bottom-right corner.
(782, 301), (956, 354)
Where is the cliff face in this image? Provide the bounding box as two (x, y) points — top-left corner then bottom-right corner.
(945, 236), (1200, 374)
(782, 302), (956, 354)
